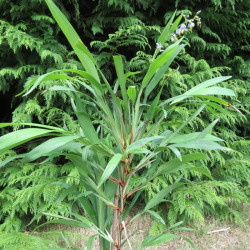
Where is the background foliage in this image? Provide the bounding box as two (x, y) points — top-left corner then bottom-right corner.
(0, 150), (81, 232)
(0, 0), (249, 236)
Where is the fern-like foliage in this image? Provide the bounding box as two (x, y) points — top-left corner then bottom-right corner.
(0, 0), (80, 122)
(143, 154), (248, 225)
(0, 232), (59, 250)
(91, 24), (159, 79)
(0, 229), (88, 250)
(167, 180), (246, 225)
(0, 150), (83, 232)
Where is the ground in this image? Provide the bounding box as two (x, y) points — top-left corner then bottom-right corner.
(47, 204), (249, 249)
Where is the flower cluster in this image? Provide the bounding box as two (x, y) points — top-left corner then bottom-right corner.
(171, 10), (201, 41)
(156, 11), (201, 52)
(156, 42), (164, 52)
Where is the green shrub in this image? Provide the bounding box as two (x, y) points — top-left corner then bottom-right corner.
(0, 231), (60, 250)
(0, 150), (81, 232)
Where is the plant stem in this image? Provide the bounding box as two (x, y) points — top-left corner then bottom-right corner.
(98, 198), (105, 250)
(111, 186), (119, 250)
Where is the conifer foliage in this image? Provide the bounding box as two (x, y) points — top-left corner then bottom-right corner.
(0, 0), (78, 121)
(0, 150), (81, 232)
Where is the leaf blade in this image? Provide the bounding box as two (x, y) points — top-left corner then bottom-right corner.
(141, 234), (179, 248)
(172, 139), (231, 151)
(45, 0), (99, 80)
(24, 135), (79, 162)
(98, 154), (122, 188)
(0, 128), (56, 155)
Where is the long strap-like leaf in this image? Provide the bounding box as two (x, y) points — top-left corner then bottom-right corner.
(45, 0), (99, 81)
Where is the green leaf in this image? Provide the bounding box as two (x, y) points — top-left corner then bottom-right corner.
(144, 44), (185, 98)
(21, 72), (71, 96)
(145, 87), (163, 120)
(85, 235), (97, 250)
(92, 192), (117, 208)
(160, 76), (232, 106)
(146, 210), (165, 225)
(68, 69), (104, 95)
(196, 95), (230, 105)
(183, 237), (195, 248)
(192, 87), (235, 96)
(113, 56), (129, 115)
(197, 119), (219, 139)
(49, 86), (78, 92)
(157, 11), (177, 44)
(185, 76), (232, 94)
(49, 248), (68, 250)
(144, 183), (183, 211)
(55, 185), (76, 205)
(86, 177), (117, 208)
(68, 212), (94, 228)
(160, 104), (206, 146)
(129, 148), (151, 154)
(77, 196), (98, 226)
(168, 14), (183, 38)
(0, 128), (55, 155)
(171, 227), (194, 232)
(153, 153), (207, 179)
(141, 234), (179, 248)
(168, 221), (184, 230)
(168, 132), (223, 143)
(127, 86), (136, 104)
(22, 68), (104, 97)
(45, 0), (99, 80)
(0, 123), (66, 132)
(124, 71), (141, 78)
(71, 87), (100, 144)
(172, 139), (231, 151)
(170, 76), (232, 104)
(67, 154), (93, 179)
(41, 213), (90, 228)
(189, 166), (213, 179)
(42, 212), (112, 243)
(141, 40), (183, 90)
(98, 154), (122, 188)
(24, 135), (79, 162)
(61, 231), (72, 248)
(0, 154), (25, 168)
(196, 95), (243, 115)
(168, 146), (182, 161)
(126, 136), (163, 152)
